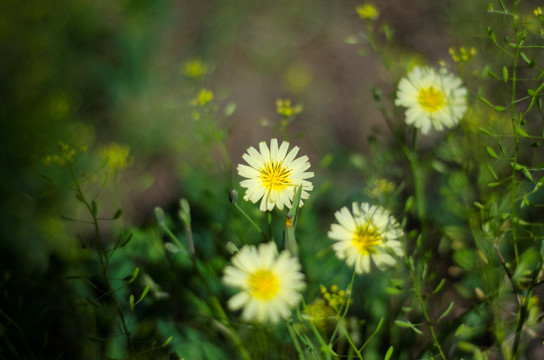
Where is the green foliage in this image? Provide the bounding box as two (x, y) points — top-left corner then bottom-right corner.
(2, 0), (544, 359)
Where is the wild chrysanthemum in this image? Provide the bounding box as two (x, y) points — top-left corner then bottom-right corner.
(395, 66), (467, 134)
(328, 202), (403, 274)
(237, 139), (314, 211)
(223, 242), (306, 323)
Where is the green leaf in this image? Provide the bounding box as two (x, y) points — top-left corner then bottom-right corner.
(494, 105), (506, 112)
(502, 66), (508, 83)
(486, 164), (499, 180)
(521, 167), (534, 182)
(487, 70), (499, 79)
(487, 27), (497, 44)
(516, 127), (529, 137)
(129, 294), (135, 312)
(224, 102), (237, 117)
(384, 346), (394, 360)
(437, 301), (454, 323)
(91, 201), (98, 217)
(394, 320), (423, 335)
(488, 182), (501, 187)
(139, 285), (150, 302)
(126, 267), (140, 284)
(486, 146), (498, 158)
(102, 171), (109, 187)
(120, 233), (133, 248)
(432, 278), (446, 294)
(479, 127), (495, 136)
(160, 336), (173, 348)
(478, 95), (494, 108)
(113, 208), (123, 220)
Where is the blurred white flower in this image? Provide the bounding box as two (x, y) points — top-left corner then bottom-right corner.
(223, 242), (306, 323)
(328, 202), (403, 274)
(395, 66), (467, 134)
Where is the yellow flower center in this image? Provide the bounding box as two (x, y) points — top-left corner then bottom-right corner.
(249, 269), (280, 300)
(418, 86), (445, 113)
(260, 161), (291, 191)
(352, 223), (382, 255)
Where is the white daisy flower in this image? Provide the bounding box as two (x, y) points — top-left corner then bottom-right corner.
(223, 242), (306, 324)
(395, 66), (467, 134)
(237, 139), (314, 212)
(328, 202), (403, 274)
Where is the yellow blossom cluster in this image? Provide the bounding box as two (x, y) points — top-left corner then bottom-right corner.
(356, 3), (380, 21)
(100, 143), (131, 170)
(370, 178), (395, 196)
(194, 89), (214, 106)
(320, 284), (351, 312)
(43, 142), (87, 166)
(276, 99), (303, 117)
(181, 58), (208, 78)
(448, 47), (476, 63)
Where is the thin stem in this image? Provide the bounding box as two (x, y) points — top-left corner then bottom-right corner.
(341, 325), (363, 360)
(233, 203), (267, 241)
(408, 261), (447, 360)
(69, 164), (133, 350)
(286, 320), (306, 360)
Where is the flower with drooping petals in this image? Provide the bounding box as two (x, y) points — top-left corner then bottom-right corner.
(237, 139), (314, 211)
(223, 242), (306, 323)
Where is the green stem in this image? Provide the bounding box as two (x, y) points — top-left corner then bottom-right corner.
(408, 261), (446, 360)
(69, 164), (133, 350)
(341, 325), (363, 360)
(286, 321), (306, 360)
(233, 203), (268, 241)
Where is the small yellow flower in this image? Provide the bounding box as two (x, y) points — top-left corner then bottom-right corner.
(304, 299), (336, 330)
(534, 7), (542, 17)
(195, 89), (214, 106)
(356, 3), (380, 21)
(328, 202), (403, 274)
(43, 142), (81, 166)
(276, 99), (303, 117)
(237, 139), (314, 211)
(223, 242), (306, 323)
(370, 178), (395, 196)
(449, 46), (476, 63)
(181, 58), (208, 78)
(100, 143), (131, 170)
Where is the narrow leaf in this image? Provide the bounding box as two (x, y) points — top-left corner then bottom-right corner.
(432, 278), (446, 294)
(478, 95), (494, 108)
(224, 102), (237, 117)
(516, 127), (529, 137)
(129, 294), (135, 312)
(486, 146), (498, 158)
(479, 127), (495, 136)
(126, 267), (139, 284)
(502, 66), (508, 83)
(384, 346), (394, 360)
(494, 105), (506, 112)
(160, 336), (173, 348)
(139, 285), (150, 302)
(394, 320), (423, 334)
(113, 209), (123, 220)
(520, 52), (531, 65)
(91, 201), (98, 217)
(437, 301), (454, 323)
